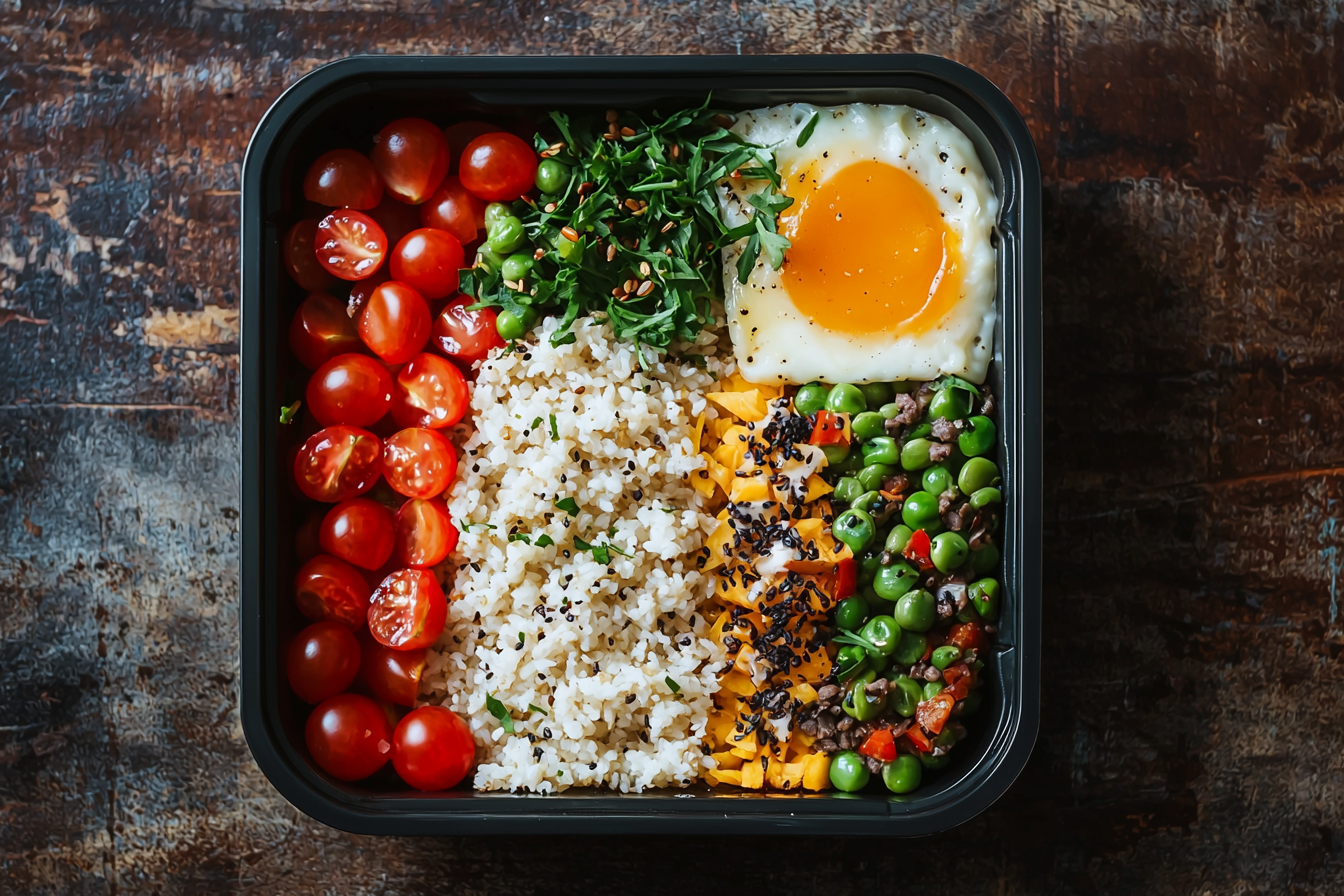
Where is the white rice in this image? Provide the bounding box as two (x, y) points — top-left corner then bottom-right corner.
(422, 314), (730, 792)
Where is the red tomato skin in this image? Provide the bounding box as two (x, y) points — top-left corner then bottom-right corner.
(431, 296), (504, 365)
(296, 510), (324, 562)
(289, 292), (362, 370)
(293, 426), (383, 503)
(420, 175), (486, 243)
(294, 554), (372, 629)
(458, 132), (538, 202)
(306, 353), (394, 428)
(319, 497), (396, 570)
(393, 497), (458, 567)
(284, 219), (340, 292)
(391, 353), (469, 430)
(304, 149), (384, 209)
(369, 192), (424, 250)
(392, 705), (475, 791)
(315, 210), (388, 281)
(443, 120), (496, 172)
(368, 568), (448, 651)
(305, 693), (394, 781)
(372, 118), (451, 205)
(286, 621), (362, 704)
(389, 228), (464, 301)
(383, 428), (458, 499)
(357, 628), (427, 706)
(359, 281), (431, 365)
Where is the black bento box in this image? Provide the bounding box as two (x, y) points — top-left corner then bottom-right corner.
(239, 54), (1042, 836)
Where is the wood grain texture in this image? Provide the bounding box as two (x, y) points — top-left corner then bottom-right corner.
(3, 0), (1343, 892)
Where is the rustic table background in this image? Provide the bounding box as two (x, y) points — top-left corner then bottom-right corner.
(3, 0), (1342, 892)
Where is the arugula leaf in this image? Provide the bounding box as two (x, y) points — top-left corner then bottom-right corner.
(535, 534), (555, 548)
(736, 233), (760, 283)
(665, 676), (682, 694)
(796, 112), (820, 147)
(554, 497), (580, 516)
(755, 216), (791, 269)
(485, 693), (516, 734)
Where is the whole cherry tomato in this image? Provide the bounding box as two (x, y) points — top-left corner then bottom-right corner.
(393, 497), (458, 568)
(294, 554), (372, 629)
(303, 149), (383, 209)
(357, 628), (427, 706)
(315, 210), (387, 281)
(289, 292), (362, 370)
(389, 228), (464, 300)
(286, 621), (362, 704)
(283, 219), (339, 292)
(392, 705), (475, 791)
(305, 693), (394, 781)
(431, 296), (504, 365)
(345, 268), (390, 320)
(391, 353), (469, 430)
(358, 281), (431, 365)
(383, 428), (457, 499)
(368, 568), (447, 651)
(306, 353), (393, 428)
(420, 175), (485, 243)
(295, 510), (324, 562)
(293, 426), (382, 502)
(320, 497), (396, 570)
(443, 120), (496, 172)
(458, 132), (538, 202)
(371, 118), (450, 205)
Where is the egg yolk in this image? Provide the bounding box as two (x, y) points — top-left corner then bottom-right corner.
(777, 160), (962, 337)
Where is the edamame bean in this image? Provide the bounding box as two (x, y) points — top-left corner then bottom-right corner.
(833, 508), (877, 553)
(829, 750), (871, 792)
(958, 415), (996, 456)
(483, 202), (513, 230)
(922, 463), (959, 497)
(970, 486), (1001, 508)
(859, 615), (901, 655)
(475, 245), (507, 271)
(861, 437), (900, 466)
(958, 457), (1000, 494)
(825, 383), (867, 415)
(851, 411), (887, 441)
(900, 491), (943, 534)
(832, 476), (864, 505)
(879, 402), (904, 420)
(900, 438), (937, 471)
(882, 753), (923, 793)
(888, 675), (924, 717)
(857, 463), (897, 492)
(892, 630), (928, 664)
(496, 309), (527, 340)
(843, 672), (887, 721)
(891, 380), (916, 394)
(833, 449), (866, 476)
(856, 548), (882, 586)
(851, 490), (884, 515)
(794, 382), (829, 415)
(922, 680), (944, 701)
(835, 596), (869, 632)
(534, 158), (570, 193)
(860, 585), (886, 613)
(894, 590), (936, 632)
(873, 562), (919, 601)
(930, 645), (962, 670)
(906, 422), (933, 440)
(836, 645), (868, 678)
(858, 382), (894, 407)
(930, 532), (969, 573)
(821, 443), (850, 466)
(501, 253), (535, 282)
(970, 543), (999, 575)
(486, 216), (526, 254)
(885, 524), (914, 553)
(929, 387), (972, 420)
(969, 578), (1000, 621)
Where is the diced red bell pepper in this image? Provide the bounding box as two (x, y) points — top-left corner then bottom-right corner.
(808, 410), (851, 448)
(859, 727), (897, 762)
(905, 728), (932, 753)
(832, 557), (857, 601)
(948, 621), (989, 652)
(916, 692), (956, 735)
(902, 528), (933, 570)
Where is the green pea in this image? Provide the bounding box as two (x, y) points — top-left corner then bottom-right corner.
(930, 532), (969, 573)
(857, 463), (897, 493)
(894, 590), (936, 632)
(958, 415), (996, 457)
(825, 383), (867, 415)
(836, 645), (868, 678)
(879, 402), (904, 420)
(856, 548), (882, 586)
(969, 578), (1000, 621)
(556, 234), (584, 264)
(882, 753), (923, 793)
(861, 436), (900, 466)
(873, 561), (919, 601)
(958, 457), (1000, 494)
(475, 245), (507, 271)
(486, 216), (526, 254)
(959, 691), (983, 716)
(534, 158), (570, 193)
(930, 645), (962, 670)
(501, 253), (535, 282)
(832, 476), (864, 505)
(858, 382), (894, 407)
(829, 751), (871, 792)
(483, 202), (513, 231)
(851, 411), (887, 441)
(933, 728), (957, 749)
(922, 463), (959, 498)
(970, 543), (999, 575)
(833, 449), (866, 476)
(900, 491), (943, 534)
(851, 490), (884, 515)
(929, 387), (972, 420)
(835, 596), (869, 632)
(832, 508), (876, 553)
(795, 382), (829, 415)
(859, 584), (887, 613)
(900, 438), (936, 471)
(866, 650), (890, 674)
(891, 380), (916, 394)
(970, 487), (1002, 509)
(859, 615), (901, 655)
(922, 680), (944, 701)
(843, 673), (887, 721)
(887, 675), (924, 717)
(821, 443), (851, 466)
(495, 309), (527, 340)
(906, 422), (933, 440)
(885, 524), (914, 553)
(891, 630), (928, 665)
(920, 751), (951, 770)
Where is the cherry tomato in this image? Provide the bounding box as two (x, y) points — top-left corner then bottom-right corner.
(372, 118), (450, 205)
(286, 621), (362, 704)
(368, 568), (447, 650)
(383, 428), (457, 499)
(389, 228), (464, 301)
(420, 176), (486, 243)
(391, 353), (469, 430)
(358, 281), (431, 365)
(459, 132), (538, 202)
(320, 497), (396, 570)
(443, 120), (496, 172)
(357, 628), (427, 706)
(306, 353), (393, 428)
(431, 296), (504, 365)
(289, 292), (362, 370)
(315, 209), (387, 281)
(284, 219), (339, 292)
(392, 705), (475, 791)
(305, 693), (394, 781)
(303, 148), (383, 209)
(393, 497), (458, 568)
(294, 554), (372, 628)
(293, 425), (382, 502)
(296, 510), (324, 562)
(345, 267), (389, 321)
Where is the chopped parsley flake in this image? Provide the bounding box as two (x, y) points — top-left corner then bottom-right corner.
(665, 676), (682, 694)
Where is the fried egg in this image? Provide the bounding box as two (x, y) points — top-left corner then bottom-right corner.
(717, 103), (999, 385)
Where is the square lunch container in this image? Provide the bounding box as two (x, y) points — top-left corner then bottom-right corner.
(240, 54), (1042, 835)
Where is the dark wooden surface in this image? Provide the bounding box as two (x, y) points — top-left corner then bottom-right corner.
(3, 1), (1343, 892)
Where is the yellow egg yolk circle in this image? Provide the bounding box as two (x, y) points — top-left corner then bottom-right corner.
(777, 160), (963, 337)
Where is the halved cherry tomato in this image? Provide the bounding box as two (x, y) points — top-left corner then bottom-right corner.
(372, 118), (450, 205)
(283, 219), (339, 292)
(832, 557), (857, 601)
(431, 296), (504, 365)
(420, 175), (486, 243)
(293, 426), (382, 502)
(393, 497), (458, 567)
(303, 148), (383, 209)
(315, 210), (387, 281)
(368, 568), (447, 650)
(294, 554), (372, 628)
(809, 410), (851, 447)
(392, 705), (475, 791)
(383, 428), (457, 499)
(289, 292), (362, 370)
(357, 628), (427, 706)
(306, 353), (393, 428)
(368, 191), (423, 250)
(358, 281), (431, 365)
(320, 497), (396, 570)
(948, 621), (990, 653)
(286, 621), (362, 704)
(305, 693), (393, 781)
(459, 132), (538, 202)
(391, 353), (469, 430)
(916, 691), (956, 735)
(858, 727), (897, 762)
(903, 528), (934, 570)
(390, 228), (464, 300)
(443, 120), (496, 172)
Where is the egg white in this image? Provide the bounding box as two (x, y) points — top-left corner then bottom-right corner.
(717, 103), (999, 386)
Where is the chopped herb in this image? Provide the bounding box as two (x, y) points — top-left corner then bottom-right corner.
(485, 693), (516, 734)
(574, 536), (609, 565)
(517, 632), (526, 645)
(278, 400), (302, 425)
(660, 506), (677, 514)
(535, 534), (556, 548)
(557, 770), (564, 777)
(935, 374), (981, 396)
(549, 413), (559, 441)
(528, 703), (549, 716)
(509, 533), (532, 544)
(531, 416), (543, 430)
(665, 676), (682, 694)
(796, 111), (820, 147)
(554, 497), (580, 516)
(461, 521), (498, 533)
